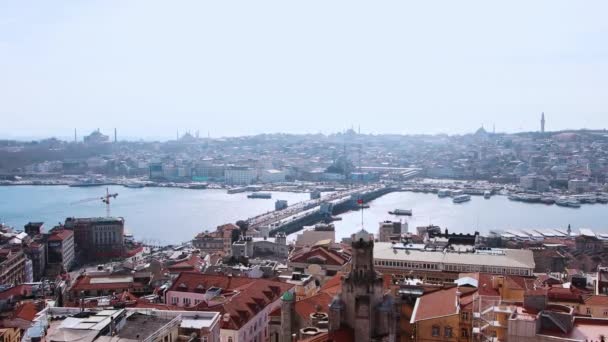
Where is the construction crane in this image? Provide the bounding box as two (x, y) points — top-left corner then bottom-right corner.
(71, 188), (119, 217)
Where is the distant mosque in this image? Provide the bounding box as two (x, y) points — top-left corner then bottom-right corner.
(541, 112), (546, 133)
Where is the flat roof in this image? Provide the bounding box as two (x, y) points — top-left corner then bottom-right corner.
(90, 276), (134, 284)
(374, 242), (535, 269)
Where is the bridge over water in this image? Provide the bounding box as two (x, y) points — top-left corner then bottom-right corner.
(245, 185), (396, 236)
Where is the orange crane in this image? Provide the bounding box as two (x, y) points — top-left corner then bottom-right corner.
(71, 188), (119, 217)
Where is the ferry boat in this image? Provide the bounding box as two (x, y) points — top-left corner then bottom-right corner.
(453, 195), (471, 203)
(437, 189), (451, 198)
(227, 187), (247, 194)
(69, 178), (111, 187)
(388, 209), (412, 216)
(555, 197), (581, 208)
(573, 194), (597, 204)
(483, 190), (491, 199)
(247, 192), (272, 199)
(124, 183), (145, 189)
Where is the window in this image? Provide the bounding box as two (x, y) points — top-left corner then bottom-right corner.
(604, 310), (608, 317)
(171, 297), (178, 305)
(228, 338), (233, 342)
(461, 312), (469, 321)
(461, 328), (468, 338)
(431, 325), (440, 337)
(202, 337), (208, 342)
(444, 326), (453, 338)
(587, 308), (592, 315)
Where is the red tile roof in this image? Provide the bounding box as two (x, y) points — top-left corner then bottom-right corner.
(47, 229), (73, 242)
(319, 274), (342, 296)
(289, 246), (350, 266)
(0, 284), (33, 300)
(167, 255), (205, 272)
(412, 287), (476, 322)
(294, 292), (333, 319)
(13, 301), (38, 322)
(584, 295), (608, 306)
(169, 272), (294, 330)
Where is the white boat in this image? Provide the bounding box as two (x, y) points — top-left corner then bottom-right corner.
(453, 195), (471, 203)
(389, 209), (413, 216)
(483, 191), (491, 199)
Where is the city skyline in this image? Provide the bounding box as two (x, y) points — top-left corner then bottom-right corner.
(1, 1), (608, 138)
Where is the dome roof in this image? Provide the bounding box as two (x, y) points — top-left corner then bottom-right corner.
(281, 291), (294, 302)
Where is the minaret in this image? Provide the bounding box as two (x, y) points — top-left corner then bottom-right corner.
(541, 112), (546, 133)
(280, 291), (295, 342)
(114, 128), (117, 143)
(74, 129), (77, 143)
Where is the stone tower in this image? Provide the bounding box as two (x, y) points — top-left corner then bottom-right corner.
(340, 229), (394, 342)
(275, 232), (287, 245)
(541, 112), (546, 133)
(280, 291), (295, 342)
(328, 295), (343, 332)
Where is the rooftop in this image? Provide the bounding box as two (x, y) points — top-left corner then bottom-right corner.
(374, 242), (535, 269)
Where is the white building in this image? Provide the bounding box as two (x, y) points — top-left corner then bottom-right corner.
(260, 169), (287, 183)
(224, 167), (257, 185)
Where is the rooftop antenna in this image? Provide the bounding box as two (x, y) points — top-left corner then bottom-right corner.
(74, 129), (77, 143)
(358, 143), (364, 229)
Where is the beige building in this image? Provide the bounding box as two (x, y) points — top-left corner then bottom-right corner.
(373, 242), (535, 283)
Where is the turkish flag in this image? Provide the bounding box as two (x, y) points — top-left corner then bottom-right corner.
(357, 199), (363, 204)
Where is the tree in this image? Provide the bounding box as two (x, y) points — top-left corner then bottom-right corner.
(231, 229), (241, 243)
(236, 220), (249, 237)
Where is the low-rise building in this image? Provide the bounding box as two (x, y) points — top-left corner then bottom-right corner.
(29, 307), (221, 342)
(374, 242), (535, 283)
(287, 243), (351, 284)
(410, 286), (476, 342)
(377, 221), (405, 242)
(295, 224), (336, 247)
(0, 249), (27, 286)
(69, 273), (151, 299)
(232, 234), (288, 259)
(165, 272), (293, 342)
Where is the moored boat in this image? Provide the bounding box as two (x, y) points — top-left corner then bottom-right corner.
(453, 195), (471, 203)
(389, 209), (412, 216)
(247, 192), (272, 199)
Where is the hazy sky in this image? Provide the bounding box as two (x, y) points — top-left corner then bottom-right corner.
(1, 1), (607, 140)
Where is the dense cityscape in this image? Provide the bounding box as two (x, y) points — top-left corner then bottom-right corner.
(3, 1), (608, 341)
(0, 115), (608, 342)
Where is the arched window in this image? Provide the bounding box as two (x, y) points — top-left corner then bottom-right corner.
(431, 325), (440, 337)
